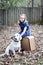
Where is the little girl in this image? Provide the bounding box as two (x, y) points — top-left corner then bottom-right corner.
(18, 14), (30, 38)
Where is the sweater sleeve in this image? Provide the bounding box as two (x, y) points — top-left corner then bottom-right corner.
(24, 22), (29, 29)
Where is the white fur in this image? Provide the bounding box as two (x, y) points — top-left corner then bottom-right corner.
(0, 33), (22, 57)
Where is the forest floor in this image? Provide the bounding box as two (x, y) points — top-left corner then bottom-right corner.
(0, 24), (43, 65)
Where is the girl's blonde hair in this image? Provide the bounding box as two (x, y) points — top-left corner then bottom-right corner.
(18, 14), (27, 24)
(19, 14), (27, 19)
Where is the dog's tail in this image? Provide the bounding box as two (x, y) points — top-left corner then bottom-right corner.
(0, 53), (5, 57)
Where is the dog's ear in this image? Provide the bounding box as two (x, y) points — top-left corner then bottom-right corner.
(11, 37), (13, 39)
(11, 36), (15, 40)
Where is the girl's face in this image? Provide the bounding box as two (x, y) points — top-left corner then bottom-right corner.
(19, 16), (25, 22)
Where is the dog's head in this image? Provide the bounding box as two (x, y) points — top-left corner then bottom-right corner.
(11, 33), (22, 42)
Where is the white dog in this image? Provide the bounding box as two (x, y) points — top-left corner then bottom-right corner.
(0, 33), (22, 57)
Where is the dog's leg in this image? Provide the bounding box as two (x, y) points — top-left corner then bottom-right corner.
(17, 47), (23, 55)
(12, 49), (15, 56)
(5, 48), (9, 55)
(18, 47), (21, 52)
(0, 48), (9, 57)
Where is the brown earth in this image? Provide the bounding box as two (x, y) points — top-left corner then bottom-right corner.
(0, 24), (43, 65)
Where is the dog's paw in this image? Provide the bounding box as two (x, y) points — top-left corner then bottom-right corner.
(16, 52), (23, 55)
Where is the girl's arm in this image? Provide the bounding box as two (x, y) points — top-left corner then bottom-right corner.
(21, 27), (27, 37)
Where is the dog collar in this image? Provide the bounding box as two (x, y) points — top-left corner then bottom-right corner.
(14, 40), (19, 42)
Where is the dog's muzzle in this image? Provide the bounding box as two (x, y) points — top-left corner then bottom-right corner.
(11, 37), (18, 42)
(14, 38), (19, 42)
